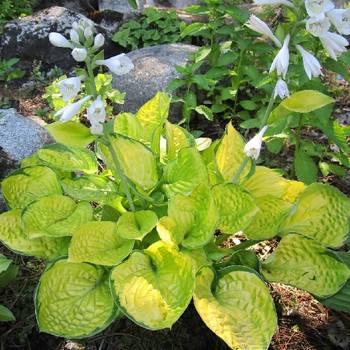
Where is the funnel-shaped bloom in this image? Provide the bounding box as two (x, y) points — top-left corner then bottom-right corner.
(246, 15), (282, 47)
(306, 14), (330, 37)
(244, 126), (268, 160)
(269, 34), (290, 78)
(304, 0), (334, 17)
(49, 33), (73, 49)
(96, 54), (134, 75)
(328, 9), (350, 35)
(55, 95), (91, 122)
(57, 77), (81, 102)
(274, 78), (289, 99)
(296, 45), (323, 79)
(254, 0), (295, 7)
(319, 31), (348, 60)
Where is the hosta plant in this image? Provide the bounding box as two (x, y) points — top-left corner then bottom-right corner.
(1, 18), (350, 349)
(0, 91), (350, 349)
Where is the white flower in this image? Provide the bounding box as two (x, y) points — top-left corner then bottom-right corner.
(246, 15), (282, 47)
(69, 29), (80, 45)
(319, 31), (348, 60)
(244, 126), (268, 160)
(57, 76), (81, 101)
(274, 78), (289, 99)
(269, 34), (290, 78)
(49, 32), (73, 49)
(296, 45), (323, 79)
(327, 9), (350, 35)
(55, 96), (91, 122)
(87, 96), (106, 124)
(96, 54), (134, 75)
(306, 14), (330, 37)
(71, 48), (87, 62)
(254, 0), (295, 8)
(304, 0), (334, 17)
(90, 122), (104, 135)
(84, 27), (93, 39)
(93, 33), (105, 49)
(195, 137), (212, 151)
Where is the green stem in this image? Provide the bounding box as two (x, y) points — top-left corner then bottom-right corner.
(233, 48), (245, 114)
(86, 58), (97, 97)
(260, 89), (276, 128)
(106, 139), (135, 212)
(231, 156), (250, 183)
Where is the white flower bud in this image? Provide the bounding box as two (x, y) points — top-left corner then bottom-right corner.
(71, 48), (87, 62)
(49, 32), (73, 49)
(69, 29), (80, 45)
(93, 33), (105, 49)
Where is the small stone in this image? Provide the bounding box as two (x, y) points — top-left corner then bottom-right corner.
(0, 109), (51, 179)
(112, 43), (199, 115)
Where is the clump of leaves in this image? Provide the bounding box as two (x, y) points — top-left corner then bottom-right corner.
(112, 7), (186, 50)
(168, 0), (350, 184)
(0, 254), (18, 322)
(0, 58), (25, 82)
(1, 92), (350, 350)
(0, 0), (37, 32)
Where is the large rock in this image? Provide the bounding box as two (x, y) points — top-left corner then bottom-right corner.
(0, 6), (118, 69)
(0, 109), (51, 212)
(112, 43), (198, 114)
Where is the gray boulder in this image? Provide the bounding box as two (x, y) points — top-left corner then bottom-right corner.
(0, 6), (117, 69)
(0, 109), (51, 212)
(112, 43), (199, 114)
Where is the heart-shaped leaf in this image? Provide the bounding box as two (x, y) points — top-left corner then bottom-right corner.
(280, 183), (350, 248)
(194, 266), (277, 350)
(36, 260), (117, 338)
(110, 241), (195, 330)
(262, 234), (350, 298)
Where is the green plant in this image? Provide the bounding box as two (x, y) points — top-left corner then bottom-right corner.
(112, 7), (186, 50)
(168, 0), (350, 181)
(0, 254), (18, 322)
(0, 58), (25, 82)
(0, 0), (37, 32)
(0, 92), (350, 348)
(1, 18), (350, 350)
